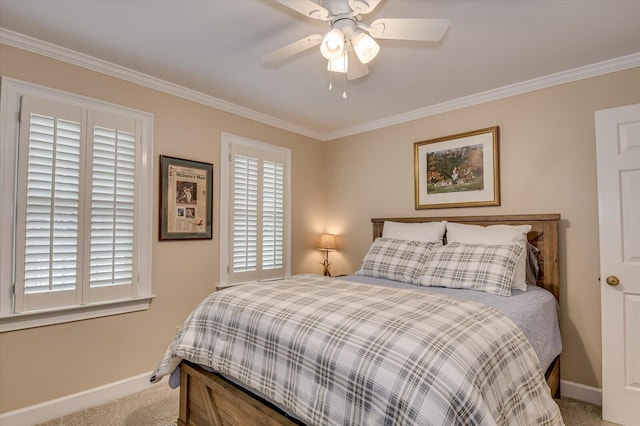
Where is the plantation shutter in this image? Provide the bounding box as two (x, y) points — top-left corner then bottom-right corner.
(15, 97), (84, 312)
(90, 127), (135, 287)
(24, 114), (81, 294)
(232, 154), (258, 275)
(13, 97), (139, 312)
(262, 160), (284, 271)
(229, 144), (286, 284)
(84, 111), (138, 303)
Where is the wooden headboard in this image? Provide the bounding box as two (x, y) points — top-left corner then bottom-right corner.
(371, 214), (560, 300)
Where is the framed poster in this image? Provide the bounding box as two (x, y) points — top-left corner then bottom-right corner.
(414, 126), (500, 209)
(160, 155), (213, 240)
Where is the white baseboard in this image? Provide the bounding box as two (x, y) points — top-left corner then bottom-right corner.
(0, 371), (160, 426)
(560, 380), (602, 406)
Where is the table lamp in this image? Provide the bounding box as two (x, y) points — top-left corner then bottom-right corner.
(318, 233), (337, 277)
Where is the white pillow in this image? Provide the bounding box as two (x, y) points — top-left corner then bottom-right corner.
(445, 222), (532, 292)
(382, 221), (447, 243)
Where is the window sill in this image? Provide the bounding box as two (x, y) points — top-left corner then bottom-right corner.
(0, 296), (156, 332)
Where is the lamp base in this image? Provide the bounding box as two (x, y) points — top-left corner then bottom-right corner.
(321, 258), (332, 277)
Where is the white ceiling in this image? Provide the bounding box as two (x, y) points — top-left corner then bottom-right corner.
(1, 0), (639, 140)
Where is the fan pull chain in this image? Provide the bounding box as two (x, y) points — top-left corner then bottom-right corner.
(342, 75), (347, 99)
(342, 50), (347, 99)
(328, 61), (333, 90)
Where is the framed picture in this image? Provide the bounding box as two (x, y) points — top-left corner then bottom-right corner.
(160, 155), (213, 240)
(414, 126), (500, 209)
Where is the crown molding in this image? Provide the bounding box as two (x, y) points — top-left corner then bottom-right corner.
(324, 52), (640, 140)
(2, 28), (638, 142)
(0, 28), (324, 141)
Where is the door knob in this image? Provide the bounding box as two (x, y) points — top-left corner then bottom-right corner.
(606, 276), (620, 286)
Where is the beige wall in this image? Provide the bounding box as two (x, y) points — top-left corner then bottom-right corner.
(0, 44), (327, 413)
(1, 41), (639, 413)
(324, 67), (640, 389)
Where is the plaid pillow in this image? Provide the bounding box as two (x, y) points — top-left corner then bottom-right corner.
(414, 242), (524, 296)
(355, 238), (441, 283)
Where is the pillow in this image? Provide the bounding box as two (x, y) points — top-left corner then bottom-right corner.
(414, 242), (524, 296)
(382, 221), (447, 243)
(355, 238), (441, 283)
(445, 222), (532, 292)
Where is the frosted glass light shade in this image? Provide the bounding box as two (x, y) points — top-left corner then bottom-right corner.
(327, 55), (348, 73)
(352, 30), (380, 64)
(320, 28), (345, 60)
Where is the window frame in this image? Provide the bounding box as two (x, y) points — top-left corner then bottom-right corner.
(0, 77), (154, 332)
(219, 133), (291, 288)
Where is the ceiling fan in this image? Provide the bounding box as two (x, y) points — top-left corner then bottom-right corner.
(263, 0), (450, 81)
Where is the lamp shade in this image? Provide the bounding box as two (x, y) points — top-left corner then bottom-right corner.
(352, 30), (380, 64)
(318, 233), (337, 251)
(320, 28), (345, 60)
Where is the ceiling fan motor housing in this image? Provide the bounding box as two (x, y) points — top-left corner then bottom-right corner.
(321, 0), (357, 16)
(332, 16), (357, 37)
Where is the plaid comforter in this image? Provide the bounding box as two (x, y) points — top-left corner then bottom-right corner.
(151, 274), (563, 425)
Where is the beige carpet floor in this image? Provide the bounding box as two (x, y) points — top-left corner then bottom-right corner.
(36, 385), (619, 426)
(35, 384), (179, 426)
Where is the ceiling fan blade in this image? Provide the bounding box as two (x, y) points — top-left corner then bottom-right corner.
(347, 61), (369, 80)
(348, 0), (383, 15)
(368, 18), (450, 41)
(346, 49), (369, 80)
(263, 34), (322, 65)
(274, 0), (329, 20)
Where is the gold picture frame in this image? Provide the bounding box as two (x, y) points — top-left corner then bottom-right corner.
(414, 126), (500, 209)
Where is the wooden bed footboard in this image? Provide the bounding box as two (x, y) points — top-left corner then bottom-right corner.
(546, 356), (561, 399)
(178, 357), (561, 426)
(179, 361), (299, 426)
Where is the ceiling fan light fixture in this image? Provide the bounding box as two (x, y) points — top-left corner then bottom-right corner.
(327, 54), (348, 73)
(320, 28), (345, 60)
(268, 1), (449, 83)
(351, 30), (379, 64)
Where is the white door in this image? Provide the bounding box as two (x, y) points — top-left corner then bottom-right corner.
(596, 103), (640, 425)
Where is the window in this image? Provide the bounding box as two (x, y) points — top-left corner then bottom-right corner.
(0, 78), (153, 331)
(220, 133), (290, 286)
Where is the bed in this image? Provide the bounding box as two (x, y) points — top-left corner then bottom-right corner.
(151, 214), (562, 426)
